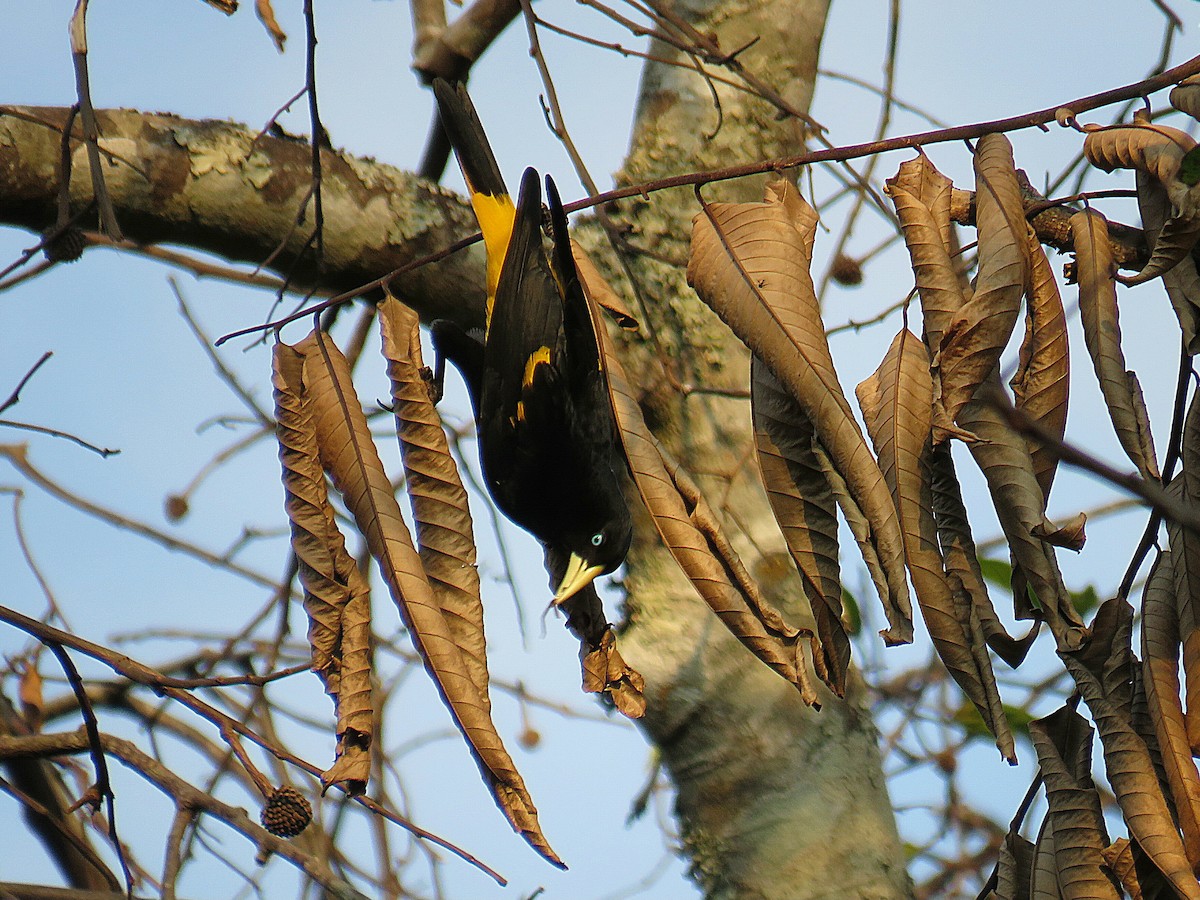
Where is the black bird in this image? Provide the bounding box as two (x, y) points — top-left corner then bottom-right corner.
(431, 79), (632, 604)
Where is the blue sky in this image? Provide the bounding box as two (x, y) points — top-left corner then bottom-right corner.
(1, 1), (1196, 897)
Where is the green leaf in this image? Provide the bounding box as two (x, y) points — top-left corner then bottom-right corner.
(954, 701), (1034, 740)
(1180, 146), (1200, 186)
(841, 586), (862, 636)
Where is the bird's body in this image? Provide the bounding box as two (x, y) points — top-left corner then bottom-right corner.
(431, 80), (632, 603)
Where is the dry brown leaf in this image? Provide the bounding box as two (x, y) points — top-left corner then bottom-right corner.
(545, 545), (646, 718)
(1138, 171), (1200, 356)
(297, 329), (561, 867)
(379, 296), (490, 713)
(688, 176), (912, 644)
(858, 329), (1014, 760)
(1071, 208), (1160, 481)
(1102, 838), (1144, 900)
(273, 342), (375, 793)
(1084, 121), (1197, 215)
(255, 0), (286, 51)
(1141, 551), (1200, 872)
(1032, 514), (1087, 553)
(928, 442), (1041, 667)
(1010, 235), (1070, 502)
(1063, 597), (1200, 900)
(936, 134), (1029, 433)
(1172, 75), (1200, 122)
(1030, 818), (1063, 900)
(1171, 392), (1200, 754)
(597, 325), (817, 702)
(957, 384), (1084, 642)
(18, 660), (43, 733)
(887, 154), (965, 356)
(751, 357), (849, 695)
(571, 242), (639, 331)
(996, 830), (1035, 900)
(1028, 706), (1120, 900)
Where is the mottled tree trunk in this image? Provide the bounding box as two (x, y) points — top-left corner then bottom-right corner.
(593, 1), (913, 897)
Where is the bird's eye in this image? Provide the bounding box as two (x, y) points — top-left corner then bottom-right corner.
(591, 533), (604, 547)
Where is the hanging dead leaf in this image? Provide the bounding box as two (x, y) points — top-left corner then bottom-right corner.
(927, 443), (1041, 668)
(1062, 597), (1200, 900)
(18, 659), (43, 733)
(1084, 121), (1197, 214)
(571, 242), (639, 331)
(545, 545), (646, 718)
(858, 329), (1014, 760)
(596, 324), (818, 702)
(255, 0), (286, 51)
(273, 341), (375, 794)
(379, 295), (490, 713)
(887, 153), (965, 356)
(688, 176), (912, 645)
(1010, 235), (1070, 502)
(752, 357), (850, 696)
(1032, 514), (1087, 553)
(1141, 551), (1200, 872)
(1137, 170), (1200, 355)
(1028, 705), (1120, 900)
(1101, 839), (1144, 900)
(936, 134), (1029, 433)
(1070, 208), (1160, 481)
(958, 384), (1084, 642)
(1172, 75), (1200, 122)
(1170, 390), (1200, 754)
(297, 329), (561, 867)
(1030, 818), (1063, 900)
(996, 829), (1035, 900)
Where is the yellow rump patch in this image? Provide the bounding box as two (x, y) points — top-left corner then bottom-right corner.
(523, 346), (553, 388)
(469, 191), (517, 326)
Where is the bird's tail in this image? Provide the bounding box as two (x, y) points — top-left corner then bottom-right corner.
(432, 79), (515, 323)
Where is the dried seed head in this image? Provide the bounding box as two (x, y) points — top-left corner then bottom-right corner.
(260, 785), (312, 838)
(829, 253), (863, 287)
(43, 227), (86, 263)
(164, 494), (189, 522)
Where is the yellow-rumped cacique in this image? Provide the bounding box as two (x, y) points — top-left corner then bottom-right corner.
(430, 79), (632, 605)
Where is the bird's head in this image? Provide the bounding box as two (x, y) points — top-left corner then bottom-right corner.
(552, 511), (633, 605)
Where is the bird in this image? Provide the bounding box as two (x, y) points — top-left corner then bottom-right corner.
(430, 79), (633, 605)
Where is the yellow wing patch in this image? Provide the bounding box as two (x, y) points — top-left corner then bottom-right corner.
(469, 191), (517, 327)
(523, 346), (553, 388)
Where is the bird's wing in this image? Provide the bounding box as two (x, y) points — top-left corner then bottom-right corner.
(482, 168), (566, 433)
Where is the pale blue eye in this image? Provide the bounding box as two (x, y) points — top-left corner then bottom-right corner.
(591, 533), (604, 547)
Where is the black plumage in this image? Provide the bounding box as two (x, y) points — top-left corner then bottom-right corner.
(431, 80), (632, 603)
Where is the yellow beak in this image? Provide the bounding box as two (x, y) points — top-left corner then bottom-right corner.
(553, 553), (605, 605)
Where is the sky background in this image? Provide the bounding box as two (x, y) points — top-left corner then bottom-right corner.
(0, 1), (1196, 897)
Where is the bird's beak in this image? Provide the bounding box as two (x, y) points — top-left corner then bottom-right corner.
(553, 553), (605, 605)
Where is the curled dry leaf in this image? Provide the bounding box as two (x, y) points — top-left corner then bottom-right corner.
(1062, 596), (1200, 900)
(1084, 121), (1196, 214)
(546, 545), (646, 718)
(928, 443), (1040, 668)
(1173, 75), (1200, 122)
(571, 242), (639, 331)
(1140, 551), (1200, 871)
(296, 329), (561, 867)
(1171, 390), (1200, 753)
(273, 341), (374, 792)
(1137, 170), (1200, 355)
(596, 323), (817, 702)
(687, 176), (912, 644)
(1070, 209), (1160, 482)
(1010, 235), (1070, 503)
(857, 329), (1013, 761)
(1030, 819), (1062, 900)
(957, 384), (1084, 643)
(1101, 839), (1144, 900)
(255, 0), (286, 52)
(752, 357), (849, 696)
(936, 134), (1029, 433)
(1027, 706), (1120, 900)
(379, 296), (490, 713)
(996, 830), (1035, 900)
(886, 156), (966, 400)
(1032, 513), (1086, 553)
